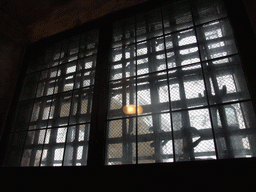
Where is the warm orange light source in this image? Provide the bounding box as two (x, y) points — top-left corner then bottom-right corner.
(123, 104), (143, 115)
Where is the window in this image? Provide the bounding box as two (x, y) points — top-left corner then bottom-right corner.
(2, 0), (256, 167)
(106, 0), (256, 165)
(3, 29), (99, 166)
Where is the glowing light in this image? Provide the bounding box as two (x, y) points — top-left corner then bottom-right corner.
(123, 104), (143, 115)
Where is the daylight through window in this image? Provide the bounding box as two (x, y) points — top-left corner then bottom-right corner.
(106, 0), (256, 165)
(3, 29), (99, 167)
(3, 0), (256, 167)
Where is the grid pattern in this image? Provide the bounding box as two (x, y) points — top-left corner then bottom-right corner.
(3, 29), (99, 167)
(106, 0), (256, 165)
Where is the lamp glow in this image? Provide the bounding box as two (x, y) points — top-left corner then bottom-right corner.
(123, 104), (143, 115)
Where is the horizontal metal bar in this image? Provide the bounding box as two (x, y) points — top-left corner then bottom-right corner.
(24, 141), (89, 149)
(107, 98), (252, 120)
(107, 151), (219, 163)
(109, 56), (240, 85)
(26, 53), (98, 76)
(106, 127), (256, 146)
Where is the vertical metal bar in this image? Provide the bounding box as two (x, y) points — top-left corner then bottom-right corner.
(39, 42), (65, 166)
(122, 82), (127, 164)
(28, 131), (40, 166)
(188, 0), (217, 160)
(62, 33), (82, 166)
(48, 80), (65, 165)
(147, 33), (162, 162)
(135, 12), (139, 164)
(18, 75), (42, 167)
(172, 29), (192, 160)
(189, 0), (228, 159)
(160, 4), (176, 162)
(19, 46), (56, 167)
(121, 24), (128, 164)
(87, 19), (112, 167)
(128, 35), (136, 163)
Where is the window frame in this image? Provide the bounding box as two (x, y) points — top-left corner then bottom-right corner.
(1, 0), (256, 167)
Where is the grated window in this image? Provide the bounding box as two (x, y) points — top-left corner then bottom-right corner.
(106, 0), (256, 165)
(3, 29), (98, 167)
(3, 0), (256, 167)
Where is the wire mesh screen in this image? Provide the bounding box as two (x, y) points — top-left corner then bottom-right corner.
(106, 0), (256, 165)
(3, 29), (99, 167)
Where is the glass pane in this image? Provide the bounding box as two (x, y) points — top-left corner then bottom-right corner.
(29, 96), (53, 130)
(79, 29), (99, 58)
(211, 102), (256, 159)
(193, 0), (227, 25)
(196, 18), (238, 61)
(165, 29), (200, 69)
(106, 118), (136, 165)
(203, 55), (250, 105)
(137, 113), (173, 163)
(40, 127), (67, 166)
(108, 78), (136, 119)
(106, 113), (174, 165)
(42, 42), (62, 69)
(61, 35), (80, 59)
(69, 87), (93, 125)
(110, 44), (136, 80)
(172, 108), (216, 161)
(136, 8), (163, 42)
(54, 62), (76, 94)
(163, 0), (193, 34)
(59, 37), (79, 64)
(47, 93), (72, 128)
(20, 129), (46, 166)
(168, 63), (207, 110)
(112, 16), (135, 49)
(36, 67), (59, 98)
(137, 72), (170, 115)
(63, 124), (90, 166)
(137, 37), (167, 75)
(74, 56), (96, 89)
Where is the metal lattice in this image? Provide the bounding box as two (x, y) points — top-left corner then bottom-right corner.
(3, 29), (98, 167)
(4, 0), (256, 167)
(106, 0), (256, 165)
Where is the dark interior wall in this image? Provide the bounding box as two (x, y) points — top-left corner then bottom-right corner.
(243, 0), (256, 37)
(1, 158), (256, 188)
(26, 0), (149, 43)
(0, 11), (27, 141)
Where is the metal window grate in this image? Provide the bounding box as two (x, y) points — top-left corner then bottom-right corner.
(3, 0), (256, 167)
(3, 29), (99, 167)
(106, 0), (256, 165)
